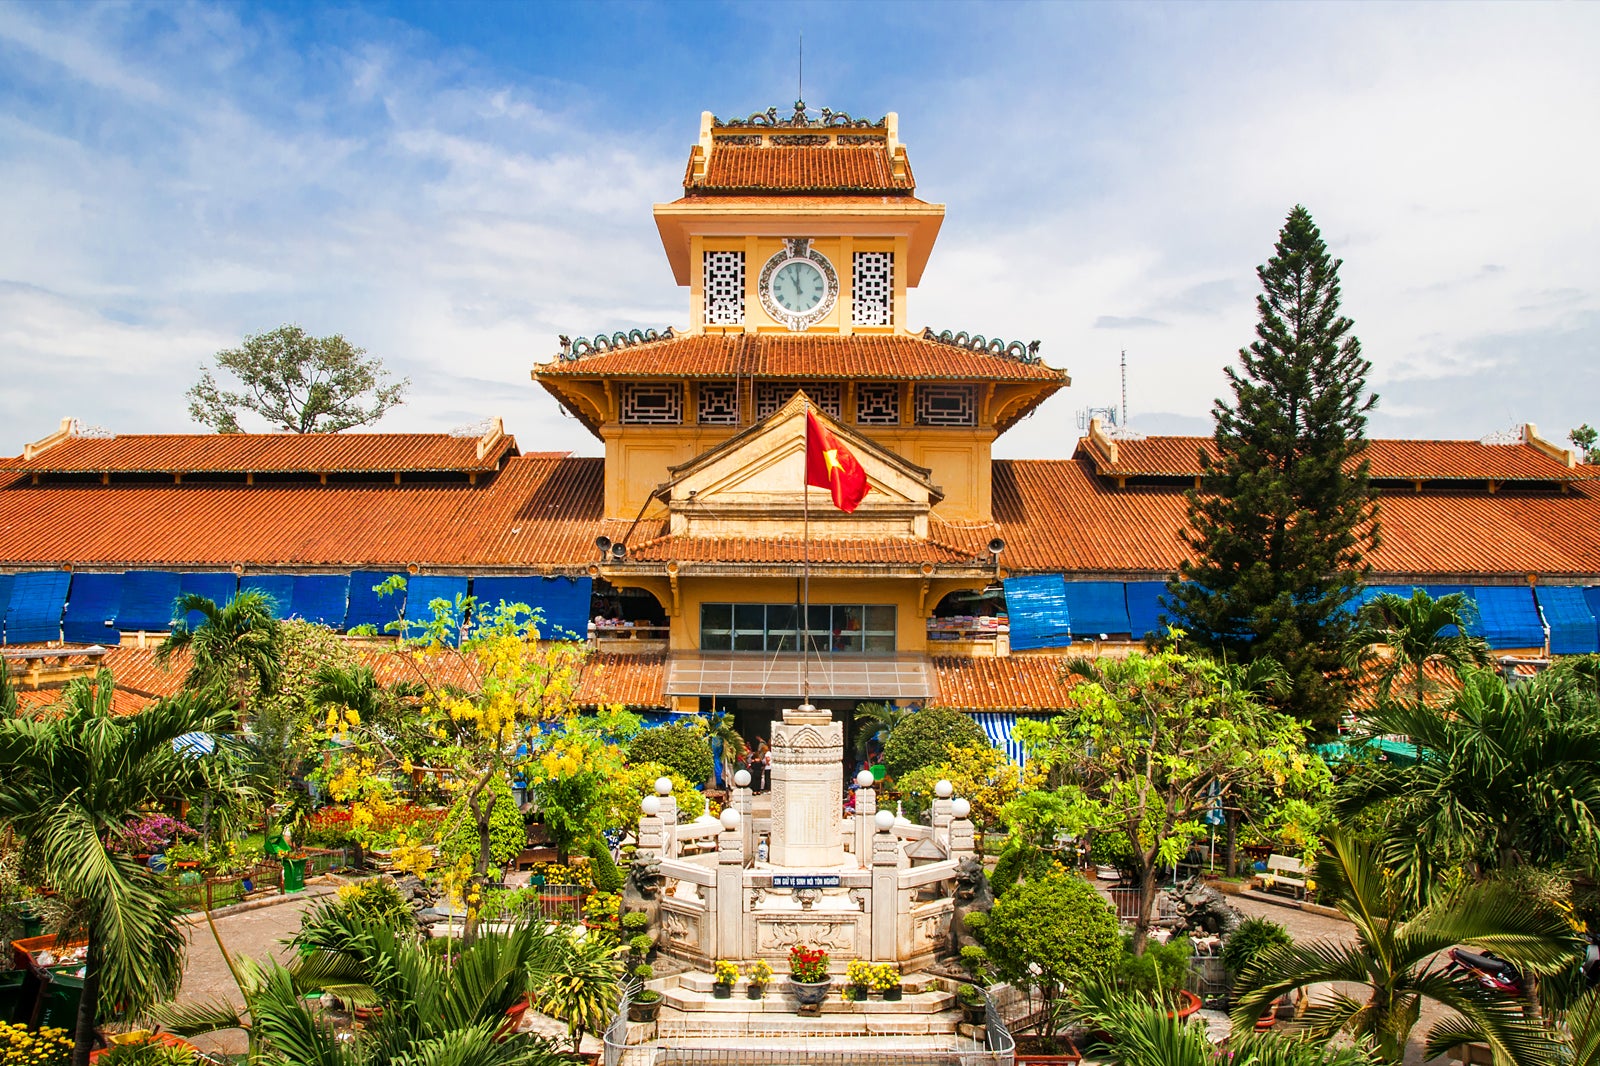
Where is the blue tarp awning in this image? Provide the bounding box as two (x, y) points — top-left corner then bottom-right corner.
(240, 576), (295, 618)
(1060, 581), (1131, 637)
(5, 571), (70, 644)
(1470, 586), (1544, 649)
(1003, 575), (1073, 651)
(472, 575), (593, 640)
(179, 573), (238, 628)
(0, 574), (13, 642)
(406, 575), (469, 643)
(63, 573), (123, 644)
(1536, 586), (1598, 655)
(291, 575), (350, 627)
(345, 571), (406, 632)
(115, 570), (182, 633)
(1123, 581), (1169, 641)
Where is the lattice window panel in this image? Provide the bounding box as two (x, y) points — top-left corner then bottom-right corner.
(620, 383), (683, 425)
(855, 382), (901, 425)
(915, 384), (977, 426)
(703, 251), (745, 325)
(852, 251), (894, 326)
(697, 381), (740, 425)
(755, 381), (841, 420)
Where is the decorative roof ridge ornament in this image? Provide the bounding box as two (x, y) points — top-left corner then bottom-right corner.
(558, 328), (676, 362)
(713, 100), (884, 130)
(921, 328), (1043, 365)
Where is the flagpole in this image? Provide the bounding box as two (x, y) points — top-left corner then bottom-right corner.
(802, 399), (811, 709)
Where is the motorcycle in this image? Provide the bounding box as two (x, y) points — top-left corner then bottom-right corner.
(1448, 946), (1524, 995)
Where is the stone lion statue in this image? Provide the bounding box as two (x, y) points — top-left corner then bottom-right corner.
(621, 857), (665, 933)
(949, 855), (995, 952)
(1171, 875), (1244, 938)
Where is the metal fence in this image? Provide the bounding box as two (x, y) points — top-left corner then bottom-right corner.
(164, 861), (284, 912)
(604, 978), (636, 1066)
(1187, 950), (1230, 1007)
(983, 985), (1015, 1061)
(655, 1047), (1013, 1066)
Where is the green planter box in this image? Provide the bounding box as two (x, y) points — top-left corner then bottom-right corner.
(283, 857), (307, 893)
(38, 965), (85, 1031)
(0, 969), (25, 1024)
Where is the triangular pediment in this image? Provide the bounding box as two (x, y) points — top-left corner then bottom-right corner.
(662, 391), (941, 539)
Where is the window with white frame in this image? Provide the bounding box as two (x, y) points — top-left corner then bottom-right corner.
(852, 251), (894, 326)
(703, 251), (745, 326)
(914, 384), (977, 426)
(700, 602), (896, 654)
(620, 382), (683, 425)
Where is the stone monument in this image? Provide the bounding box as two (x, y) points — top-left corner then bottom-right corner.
(768, 704), (844, 867)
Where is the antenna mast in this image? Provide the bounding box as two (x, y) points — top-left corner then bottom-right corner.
(1120, 350), (1128, 431)
(798, 33), (803, 103)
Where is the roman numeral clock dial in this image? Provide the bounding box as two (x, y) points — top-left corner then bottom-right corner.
(758, 239), (838, 331)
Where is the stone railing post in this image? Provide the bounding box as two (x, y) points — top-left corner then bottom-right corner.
(853, 771), (876, 870)
(948, 797), (975, 861)
(716, 809), (745, 961)
(637, 796), (665, 860)
(652, 777), (679, 858)
(732, 769), (754, 859)
(870, 810), (899, 962)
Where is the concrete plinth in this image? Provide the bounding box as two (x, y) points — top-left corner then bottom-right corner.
(769, 705), (844, 868)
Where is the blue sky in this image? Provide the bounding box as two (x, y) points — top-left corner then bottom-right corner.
(2, 1), (1597, 458)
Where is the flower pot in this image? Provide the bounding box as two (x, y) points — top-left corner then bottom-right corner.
(1171, 989), (1203, 1021)
(843, 984), (867, 1002)
(1274, 996), (1296, 1021)
(961, 1001), (986, 1026)
(712, 982), (733, 999)
(881, 986), (902, 1001)
(747, 984), (766, 1000)
(628, 997), (662, 1023)
(791, 978), (832, 1008)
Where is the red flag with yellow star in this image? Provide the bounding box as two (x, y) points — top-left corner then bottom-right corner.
(805, 409), (870, 513)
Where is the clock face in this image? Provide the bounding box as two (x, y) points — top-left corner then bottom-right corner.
(770, 260), (826, 313)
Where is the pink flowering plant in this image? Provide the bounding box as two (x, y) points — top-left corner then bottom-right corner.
(120, 814), (195, 854)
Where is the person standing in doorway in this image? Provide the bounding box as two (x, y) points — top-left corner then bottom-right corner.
(759, 741), (772, 792)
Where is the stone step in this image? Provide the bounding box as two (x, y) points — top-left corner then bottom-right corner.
(655, 1007), (961, 1038)
(662, 985), (955, 1015)
(673, 970), (945, 996)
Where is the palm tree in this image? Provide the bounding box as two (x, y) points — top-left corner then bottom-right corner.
(1231, 829), (1572, 1065)
(0, 670), (230, 1066)
(152, 907), (573, 1065)
(1335, 664), (1600, 890)
(1346, 589), (1489, 703)
(158, 590), (283, 724)
(534, 928), (624, 1053)
(853, 701), (912, 760)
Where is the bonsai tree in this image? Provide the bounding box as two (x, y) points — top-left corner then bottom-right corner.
(984, 870), (1120, 1038)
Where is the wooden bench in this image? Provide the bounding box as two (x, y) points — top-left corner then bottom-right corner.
(1258, 853), (1308, 898)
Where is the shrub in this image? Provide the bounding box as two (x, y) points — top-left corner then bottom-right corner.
(629, 933), (655, 957)
(881, 707), (986, 778)
(957, 983), (985, 1007)
(961, 910), (988, 940)
(633, 963), (653, 981)
(628, 723), (714, 786)
(587, 836), (624, 893)
(1221, 916), (1293, 978)
(1090, 830), (1135, 870)
(959, 944), (992, 984)
(1113, 934), (1192, 1003)
(984, 871), (1119, 1003)
(989, 840), (1056, 896)
(621, 910), (650, 932)
(439, 774), (525, 868)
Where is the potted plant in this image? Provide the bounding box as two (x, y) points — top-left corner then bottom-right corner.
(957, 983), (987, 1026)
(627, 964), (661, 1023)
(870, 962), (902, 1001)
(841, 984), (866, 1002)
(712, 959), (739, 998)
(746, 959), (772, 1000)
(845, 960), (873, 1001)
(788, 944), (831, 1009)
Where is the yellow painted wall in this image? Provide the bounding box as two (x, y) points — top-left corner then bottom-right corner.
(671, 576), (933, 654)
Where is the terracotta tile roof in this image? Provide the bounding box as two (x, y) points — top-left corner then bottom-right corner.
(1080, 435), (1582, 483)
(930, 655), (1084, 712)
(0, 455), (616, 570)
(574, 652), (667, 708)
(670, 194), (932, 209)
(538, 333), (1065, 385)
(688, 146), (914, 193)
(993, 457), (1600, 579)
(5, 431), (519, 476)
(14, 682), (152, 718)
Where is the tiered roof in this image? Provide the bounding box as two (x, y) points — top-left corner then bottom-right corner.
(688, 145), (914, 194)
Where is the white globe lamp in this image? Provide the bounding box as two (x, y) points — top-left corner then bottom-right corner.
(642, 795), (661, 816)
(874, 810), (895, 832)
(935, 779), (954, 799)
(856, 770), (875, 789)
(720, 807), (740, 832)
(654, 776), (673, 796)
(734, 769), (751, 788)
(951, 797), (971, 820)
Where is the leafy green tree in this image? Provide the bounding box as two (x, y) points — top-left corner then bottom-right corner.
(984, 871), (1120, 1038)
(440, 772), (525, 870)
(187, 324), (409, 433)
(158, 590), (283, 725)
(853, 701), (912, 758)
(880, 705), (986, 779)
(1018, 647), (1320, 952)
(1570, 424), (1599, 465)
(1231, 829), (1571, 1066)
(0, 671), (231, 1066)
(1167, 205), (1380, 733)
(1346, 589), (1490, 703)
(626, 722), (713, 786)
(1336, 665), (1600, 892)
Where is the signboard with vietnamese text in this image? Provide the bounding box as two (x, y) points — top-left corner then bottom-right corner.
(771, 875), (842, 889)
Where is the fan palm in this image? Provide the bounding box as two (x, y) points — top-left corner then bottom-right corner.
(1335, 665), (1600, 889)
(1231, 829), (1572, 1065)
(852, 701), (912, 759)
(159, 590), (283, 725)
(0, 669), (230, 1066)
(1346, 590), (1489, 703)
(151, 907), (573, 1065)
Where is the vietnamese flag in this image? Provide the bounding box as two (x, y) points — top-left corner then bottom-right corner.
(805, 409), (870, 513)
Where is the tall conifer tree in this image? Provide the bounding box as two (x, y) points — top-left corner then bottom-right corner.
(1166, 206), (1379, 732)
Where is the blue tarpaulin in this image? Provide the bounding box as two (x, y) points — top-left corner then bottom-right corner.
(241, 576), (295, 618)
(1003, 574), (1073, 650)
(63, 573), (123, 644)
(179, 573), (238, 628)
(0, 574), (13, 642)
(1059, 581), (1131, 637)
(971, 712), (1052, 765)
(291, 575), (350, 627)
(1536, 586), (1598, 655)
(1123, 582), (1169, 641)
(472, 575), (593, 640)
(345, 571), (406, 632)
(406, 575), (469, 642)
(117, 571), (183, 632)
(1470, 586), (1544, 649)
(5, 571), (70, 643)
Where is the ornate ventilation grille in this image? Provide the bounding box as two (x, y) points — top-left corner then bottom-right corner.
(756, 381), (841, 420)
(852, 252), (894, 326)
(620, 383), (683, 425)
(856, 382), (900, 425)
(697, 381), (740, 425)
(915, 384), (977, 426)
(703, 251), (745, 325)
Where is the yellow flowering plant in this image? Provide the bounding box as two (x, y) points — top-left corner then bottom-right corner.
(0, 1021), (72, 1066)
